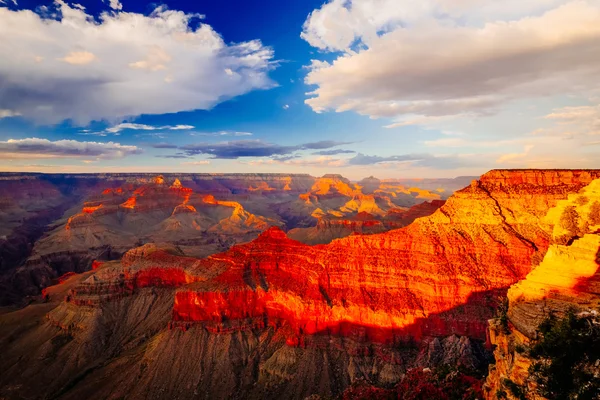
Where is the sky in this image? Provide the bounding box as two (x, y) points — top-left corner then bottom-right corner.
(0, 0), (599, 179)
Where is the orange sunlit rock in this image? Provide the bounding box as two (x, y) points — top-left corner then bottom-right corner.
(484, 178), (600, 399)
(82, 204), (103, 214)
(120, 196), (137, 209)
(51, 171), (600, 350)
(248, 181), (276, 191)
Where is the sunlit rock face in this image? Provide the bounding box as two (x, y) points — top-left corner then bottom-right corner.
(170, 171), (600, 344)
(287, 201), (445, 245)
(0, 172), (468, 306)
(484, 178), (600, 399)
(58, 169), (597, 345)
(2, 170), (600, 400)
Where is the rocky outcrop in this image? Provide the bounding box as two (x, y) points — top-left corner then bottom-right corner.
(2, 170), (600, 400)
(484, 177), (600, 399)
(71, 170), (600, 344)
(288, 201), (444, 245)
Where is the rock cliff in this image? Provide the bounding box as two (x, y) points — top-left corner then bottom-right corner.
(2, 170), (600, 400)
(484, 177), (600, 399)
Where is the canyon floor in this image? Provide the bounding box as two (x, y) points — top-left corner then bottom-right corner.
(0, 170), (599, 399)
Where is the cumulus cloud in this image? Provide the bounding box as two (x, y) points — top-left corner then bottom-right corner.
(108, 0), (122, 11)
(178, 139), (350, 158)
(0, 1), (275, 125)
(0, 138), (141, 159)
(302, 0), (600, 124)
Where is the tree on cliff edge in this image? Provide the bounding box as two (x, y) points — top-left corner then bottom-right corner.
(557, 206), (580, 244)
(589, 201), (600, 226)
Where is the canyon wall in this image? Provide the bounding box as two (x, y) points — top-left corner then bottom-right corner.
(484, 178), (600, 399)
(1, 170), (600, 400)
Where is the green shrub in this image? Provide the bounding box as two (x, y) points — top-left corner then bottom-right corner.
(495, 297), (510, 334)
(528, 311), (600, 399)
(501, 378), (526, 400)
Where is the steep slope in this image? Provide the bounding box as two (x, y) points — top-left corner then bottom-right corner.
(288, 201), (444, 245)
(484, 178), (600, 399)
(1, 170), (599, 400)
(9, 176), (281, 301)
(172, 170), (600, 342)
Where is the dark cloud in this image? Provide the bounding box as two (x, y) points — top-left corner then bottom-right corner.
(301, 140), (352, 150)
(349, 153), (465, 169)
(152, 143), (179, 149)
(272, 154), (301, 162)
(155, 154), (191, 159)
(312, 149), (356, 155)
(0, 138), (142, 159)
(181, 140), (298, 159)
(177, 139), (350, 159)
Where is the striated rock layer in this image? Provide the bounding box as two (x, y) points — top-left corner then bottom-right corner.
(484, 178), (600, 399)
(0, 172), (458, 305)
(2, 170), (600, 400)
(169, 170), (600, 343)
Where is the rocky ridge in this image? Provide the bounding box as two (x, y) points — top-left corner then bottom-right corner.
(484, 177), (600, 399)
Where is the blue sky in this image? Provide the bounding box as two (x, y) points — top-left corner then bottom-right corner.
(0, 0), (599, 178)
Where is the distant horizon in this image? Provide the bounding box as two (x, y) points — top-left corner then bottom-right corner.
(0, 169), (482, 181)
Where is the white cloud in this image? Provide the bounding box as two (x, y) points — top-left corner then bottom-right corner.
(181, 160), (211, 165)
(189, 131), (253, 137)
(496, 145), (535, 163)
(283, 104), (290, 110)
(60, 51), (96, 65)
(302, 0), (600, 125)
(0, 109), (21, 119)
(104, 123), (195, 134)
(0, 2), (275, 125)
(245, 156), (347, 167)
(108, 0), (122, 11)
(0, 138), (142, 159)
(544, 104), (600, 135)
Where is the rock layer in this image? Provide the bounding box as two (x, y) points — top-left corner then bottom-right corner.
(484, 178), (600, 399)
(2, 170), (600, 400)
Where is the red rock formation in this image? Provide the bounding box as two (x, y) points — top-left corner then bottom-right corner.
(3, 170), (600, 400)
(484, 178), (600, 399)
(168, 171), (600, 344)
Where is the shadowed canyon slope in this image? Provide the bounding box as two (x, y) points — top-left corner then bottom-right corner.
(0, 173), (458, 305)
(1, 170), (600, 400)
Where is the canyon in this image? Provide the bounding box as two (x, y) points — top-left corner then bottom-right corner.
(0, 170), (599, 399)
(0, 173), (459, 306)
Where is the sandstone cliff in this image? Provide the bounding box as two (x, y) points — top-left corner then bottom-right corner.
(484, 178), (600, 399)
(2, 170), (599, 400)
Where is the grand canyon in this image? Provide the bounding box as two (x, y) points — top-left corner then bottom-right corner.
(2, 0), (600, 398)
(1, 170), (599, 399)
